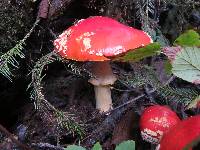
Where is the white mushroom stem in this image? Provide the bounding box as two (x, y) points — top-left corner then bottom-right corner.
(94, 86), (112, 112)
(88, 61), (117, 112)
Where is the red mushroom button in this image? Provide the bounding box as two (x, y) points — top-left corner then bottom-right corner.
(140, 105), (180, 144)
(157, 115), (200, 150)
(54, 16), (152, 112)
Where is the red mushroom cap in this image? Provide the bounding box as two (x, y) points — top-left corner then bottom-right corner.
(158, 115), (200, 150)
(140, 105), (180, 144)
(53, 16), (152, 61)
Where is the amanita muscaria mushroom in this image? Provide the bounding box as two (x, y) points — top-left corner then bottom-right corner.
(157, 115), (200, 150)
(53, 16), (152, 112)
(140, 105), (180, 144)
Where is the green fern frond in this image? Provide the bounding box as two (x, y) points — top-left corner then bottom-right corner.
(135, 0), (155, 21)
(134, 1), (169, 46)
(119, 64), (198, 107)
(0, 19), (40, 81)
(158, 86), (198, 106)
(119, 64), (160, 88)
(0, 42), (25, 81)
(29, 52), (85, 137)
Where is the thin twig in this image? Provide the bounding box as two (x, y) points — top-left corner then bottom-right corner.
(0, 124), (32, 150)
(110, 91), (152, 112)
(111, 87), (135, 92)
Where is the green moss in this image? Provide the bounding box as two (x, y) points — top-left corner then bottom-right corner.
(0, 0), (34, 51)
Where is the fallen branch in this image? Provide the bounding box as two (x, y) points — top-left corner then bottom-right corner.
(82, 105), (130, 147)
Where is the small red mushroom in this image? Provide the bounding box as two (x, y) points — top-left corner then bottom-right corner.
(157, 115), (200, 150)
(54, 16), (152, 112)
(140, 105), (180, 144)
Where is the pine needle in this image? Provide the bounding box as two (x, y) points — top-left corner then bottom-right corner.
(28, 52), (85, 138)
(0, 19), (40, 81)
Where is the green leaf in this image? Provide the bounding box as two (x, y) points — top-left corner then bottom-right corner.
(115, 140), (135, 150)
(92, 142), (102, 150)
(64, 145), (86, 150)
(174, 30), (200, 47)
(171, 47), (200, 84)
(114, 43), (161, 62)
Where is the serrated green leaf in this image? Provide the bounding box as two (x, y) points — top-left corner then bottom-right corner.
(64, 145), (86, 150)
(92, 142), (102, 150)
(115, 140), (135, 150)
(114, 43), (161, 62)
(174, 30), (200, 46)
(172, 47), (200, 84)
(187, 95), (200, 109)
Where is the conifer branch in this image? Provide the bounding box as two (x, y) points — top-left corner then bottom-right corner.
(28, 52), (85, 137)
(118, 64), (198, 108)
(0, 19), (40, 81)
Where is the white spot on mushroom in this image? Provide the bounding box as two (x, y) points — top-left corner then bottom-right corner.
(150, 117), (170, 128)
(78, 19), (85, 23)
(76, 32), (95, 41)
(89, 50), (95, 54)
(59, 29), (72, 38)
(63, 48), (68, 54)
(74, 19), (85, 26)
(141, 128), (163, 144)
(96, 50), (103, 56)
(143, 128), (158, 136)
(54, 28), (73, 54)
(103, 45), (125, 56)
(55, 44), (59, 50)
(66, 29), (72, 36)
(83, 38), (92, 50)
(84, 32), (95, 37)
(143, 31), (153, 43)
(141, 130), (159, 144)
(59, 39), (66, 49)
